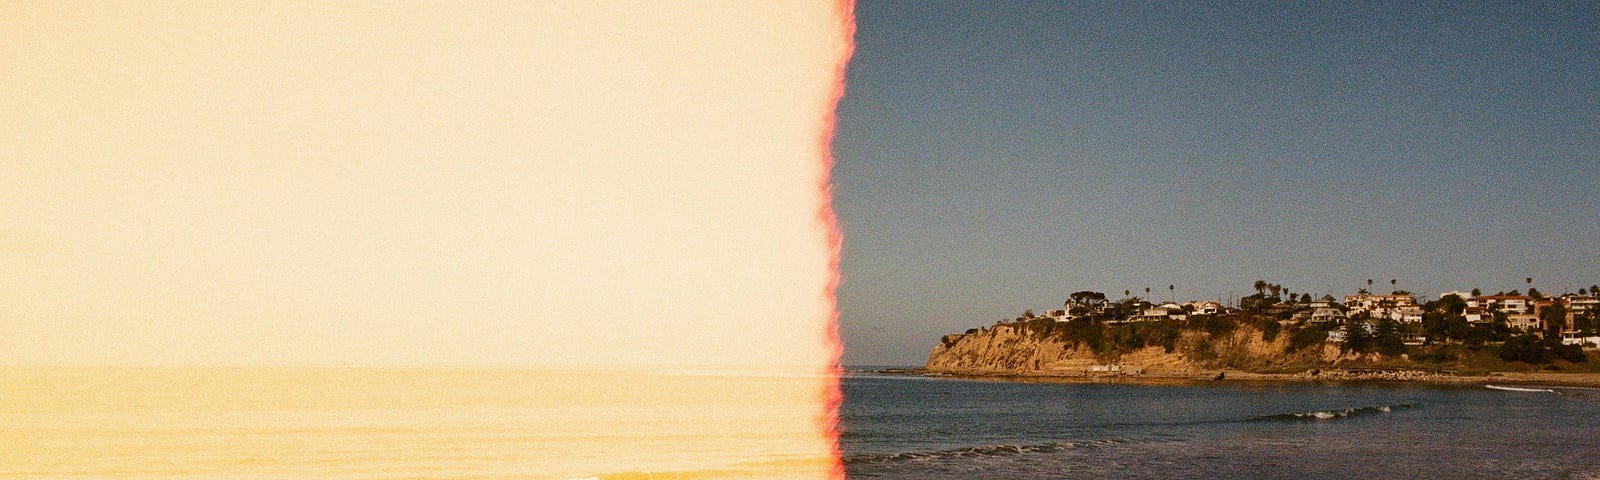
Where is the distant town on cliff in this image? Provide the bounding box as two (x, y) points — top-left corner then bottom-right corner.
(954, 278), (1600, 368)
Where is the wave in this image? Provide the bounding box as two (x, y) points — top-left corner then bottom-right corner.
(844, 439), (1125, 464)
(1252, 403), (1416, 421)
(846, 404), (1418, 465)
(1484, 384), (1558, 393)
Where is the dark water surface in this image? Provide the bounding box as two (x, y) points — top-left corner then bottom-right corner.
(839, 372), (1600, 479)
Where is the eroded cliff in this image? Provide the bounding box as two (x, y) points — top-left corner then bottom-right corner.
(926, 321), (1344, 376)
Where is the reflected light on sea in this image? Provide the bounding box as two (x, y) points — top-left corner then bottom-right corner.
(0, 367), (839, 480)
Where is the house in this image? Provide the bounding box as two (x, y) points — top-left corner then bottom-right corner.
(1507, 313), (1541, 332)
(1327, 322), (1374, 343)
(1138, 303), (1187, 322)
(1464, 307), (1492, 324)
(1344, 293), (1418, 319)
(1395, 306), (1425, 324)
(1561, 332), (1600, 347)
(1565, 295), (1598, 314)
(1310, 308), (1347, 324)
(1187, 301), (1222, 315)
(1472, 295), (1532, 314)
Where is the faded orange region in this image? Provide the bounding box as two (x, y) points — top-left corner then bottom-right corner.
(817, 1), (858, 479)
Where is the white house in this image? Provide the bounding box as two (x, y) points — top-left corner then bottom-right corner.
(1473, 295), (1532, 314)
(1310, 308), (1347, 324)
(1187, 301), (1222, 315)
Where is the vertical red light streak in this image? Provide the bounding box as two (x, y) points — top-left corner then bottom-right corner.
(818, 1), (856, 478)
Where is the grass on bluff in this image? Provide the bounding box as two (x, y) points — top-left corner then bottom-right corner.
(1013, 313), (1600, 373)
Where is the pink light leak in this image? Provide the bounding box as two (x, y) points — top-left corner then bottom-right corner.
(817, 1), (857, 478)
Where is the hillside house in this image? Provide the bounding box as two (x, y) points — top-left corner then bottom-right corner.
(1310, 307), (1347, 324)
(1470, 295), (1531, 314)
(1507, 313), (1541, 332)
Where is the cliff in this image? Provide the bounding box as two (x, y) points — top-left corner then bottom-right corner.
(926, 321), (1346, 377)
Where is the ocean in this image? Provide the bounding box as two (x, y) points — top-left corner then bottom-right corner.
(7, 367), (1599, 479)
(840, 371), (1600, 479)
(0, 367), (837, 480)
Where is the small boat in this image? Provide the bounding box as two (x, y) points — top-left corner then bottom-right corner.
(1484, 384), (1557, 393)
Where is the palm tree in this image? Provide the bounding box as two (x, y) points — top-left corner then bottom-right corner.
(1390, 279), (1397, 292)
(1254, 280), (1267, 296)
(1367, 279), (1373, 291)
(1125, 289), (1131, 298)
(1168, 284), (1175, 302)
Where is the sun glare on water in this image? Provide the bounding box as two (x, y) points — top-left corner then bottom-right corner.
(1, 1), (854, 478)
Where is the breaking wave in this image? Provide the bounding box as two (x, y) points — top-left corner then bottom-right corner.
(844, 439), (1126, 464)
(1253, 403), (1417, 421)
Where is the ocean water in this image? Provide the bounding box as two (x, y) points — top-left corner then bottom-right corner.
(839, 372), (1600, 479)
(11, 367), (1599, 479)
(0, 367), (837, 480)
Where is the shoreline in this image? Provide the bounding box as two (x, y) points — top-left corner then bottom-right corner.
(881, 368), (1600, 388)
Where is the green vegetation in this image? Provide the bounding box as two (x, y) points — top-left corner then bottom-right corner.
(1499, 334), (1586, 365)
(1022, 316), (1183, 356)
(1285, 325), (1328, 353)
(964, 278), (1600, 373)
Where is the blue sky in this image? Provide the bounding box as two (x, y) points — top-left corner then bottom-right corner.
(832, 1), (1600, 366)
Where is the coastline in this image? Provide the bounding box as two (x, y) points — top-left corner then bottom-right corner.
(889, 368), (1600, 389)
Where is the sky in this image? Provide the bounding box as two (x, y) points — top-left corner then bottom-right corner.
(1, 2), (852, 369)
(833, 1), (1600, 366)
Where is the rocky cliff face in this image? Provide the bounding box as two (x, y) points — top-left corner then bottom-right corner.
(926, 322), (1343, 376)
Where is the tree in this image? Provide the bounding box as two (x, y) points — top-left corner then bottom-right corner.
(1374, 318), (1406, 356)
(1529, 288), (1544, 300)
(1500, 334), (1552, 364)
(1069, 291), (1107, 306)
(1472, 288), (1482, 297)
(1301, 293), (1313, 303)
(1540, 303), (1567, 339)
(1575, 309), (1600, 336)
(1268, 284), (1281, 300)
(1343, 320), (1373, 354)
(1254, 280), (1267, 296)
(1437, 294), (1467, 315)
(1391, 279), (1397, 289)
(1168, 284), (1175, 301)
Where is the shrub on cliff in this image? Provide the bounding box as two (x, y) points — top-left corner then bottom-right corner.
(1495, 334), (1584, 365)
(1285, 326), (1326, 353)
(1499, 335), (1551, 364)
(1259, 318), (1282, 342)
(1190, 314), (1238, 338)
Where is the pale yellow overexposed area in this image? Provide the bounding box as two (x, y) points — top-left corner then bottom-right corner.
(3, 2), (851, 478)
(0, 1), (850, 369)
(0, 367), (841, 479)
